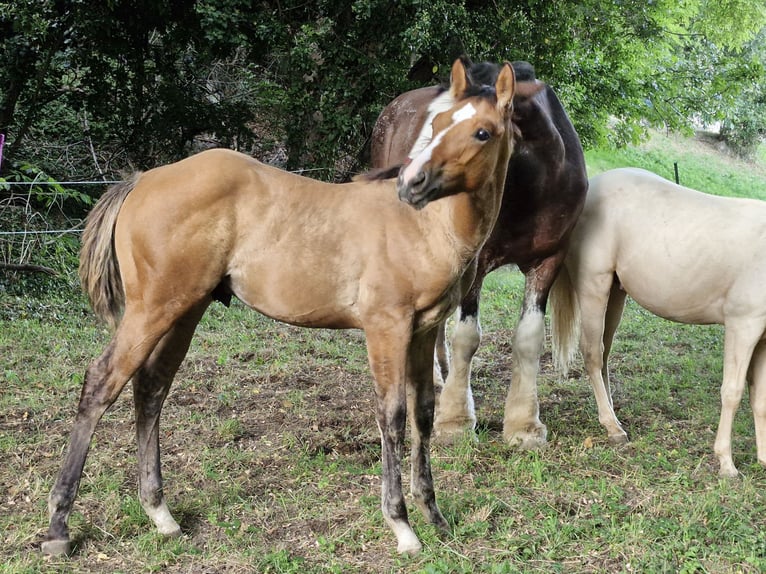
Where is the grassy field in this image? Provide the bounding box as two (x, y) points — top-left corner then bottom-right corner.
(2, 134), (766, 573)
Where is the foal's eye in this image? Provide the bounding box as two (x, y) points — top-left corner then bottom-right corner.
(474, 128), (491, 142)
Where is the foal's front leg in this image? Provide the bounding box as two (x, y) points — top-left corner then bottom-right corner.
(365, 324), (421, 554)
(408, 329), (449, 533)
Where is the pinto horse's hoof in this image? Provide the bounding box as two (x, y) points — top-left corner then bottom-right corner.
(41, 537), (72, 556)
(503, 424), (548, 450)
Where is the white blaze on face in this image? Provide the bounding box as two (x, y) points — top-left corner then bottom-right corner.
(400, 102), (477, 187)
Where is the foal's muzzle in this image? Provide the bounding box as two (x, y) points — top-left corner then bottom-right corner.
(397, 169), (440, 210)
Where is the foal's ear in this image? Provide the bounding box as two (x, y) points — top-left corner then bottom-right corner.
(495, 62), (516, 113)
(448, 58), (470, 100)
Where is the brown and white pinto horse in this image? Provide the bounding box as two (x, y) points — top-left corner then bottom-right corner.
(551, 168), (766, 477)
(42, 59), (518, 557)
(371, 60), (587, 447)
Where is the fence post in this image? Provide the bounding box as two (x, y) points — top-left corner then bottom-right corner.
(673, 162), (679, 185)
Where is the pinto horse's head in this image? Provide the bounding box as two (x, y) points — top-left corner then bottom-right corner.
(396, 58), (516, 210)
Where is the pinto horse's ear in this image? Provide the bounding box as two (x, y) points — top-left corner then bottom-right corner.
(448, 58), (469, 100)
(495, 62), (516, 113)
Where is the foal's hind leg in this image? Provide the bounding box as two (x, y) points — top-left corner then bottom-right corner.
(133, 301), (210, 538)
(43, 310), (177, 555)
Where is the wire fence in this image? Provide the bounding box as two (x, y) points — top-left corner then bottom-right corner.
(1, 180), (113, 238)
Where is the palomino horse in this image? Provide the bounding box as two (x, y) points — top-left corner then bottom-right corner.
(371, 59), (587, 447)
(550, 167), (766, 477)
(42, 59), (521, 556)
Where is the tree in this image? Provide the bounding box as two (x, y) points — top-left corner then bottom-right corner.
(0, 0), (764, 186)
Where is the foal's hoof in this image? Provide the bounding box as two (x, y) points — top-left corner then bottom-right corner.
(41, 537), (72, 556)
(396, 533), (423, 555)
(160, 525), (183, 539)
(503, 424), (547, 450)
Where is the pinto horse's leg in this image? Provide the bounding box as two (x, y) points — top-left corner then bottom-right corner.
(715, 320), (764, 477)
(42, 309), (177, 555)
(434, 286), (482, 443)
(407, 328), (449, 534)
(133, 300), (210, 538)
(502, 261), (560, 449)
(365, 320), (421, 555)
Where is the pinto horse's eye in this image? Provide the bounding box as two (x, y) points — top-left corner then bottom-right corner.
(475, 128), (491, 142)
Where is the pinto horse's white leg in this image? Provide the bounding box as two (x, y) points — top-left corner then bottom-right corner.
(502, 303), (547, 448)
(581, 279), (628, 444)
(133, 301), (210, 539)
(714, 321), (764, 477)
(748, 340), (766, 467)
(434, 310), (480, 443)
(502, 263), (562, 449)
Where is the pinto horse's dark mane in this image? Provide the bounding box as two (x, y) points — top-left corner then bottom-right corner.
(462, 59), (536, 97)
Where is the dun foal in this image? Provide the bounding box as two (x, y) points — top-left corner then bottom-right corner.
(42, 59), (517, 556)
(551, 167), (766, 477)
(371, 60), (587, 447)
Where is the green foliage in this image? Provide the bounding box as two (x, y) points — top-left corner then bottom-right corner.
(1, 0), (765, 183)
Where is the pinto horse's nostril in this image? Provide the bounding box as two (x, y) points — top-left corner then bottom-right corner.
(411, 171), (426, 187)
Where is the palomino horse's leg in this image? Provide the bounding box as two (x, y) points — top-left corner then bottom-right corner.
(42, 309), (177, 555)
(714, 321), (765, 477)
(591, 280), (629, 444)
(747, 340), (766, 467)
(407, 328), (448, 533)
(502, 260), (561, 448)
(433, 285), (482, 443)
(365, 321), (421, 554)
(133, 300), (210, 538)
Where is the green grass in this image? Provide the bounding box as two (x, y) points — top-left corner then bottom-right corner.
(585, 132), (766, 199)
(2, 132), (766, 573)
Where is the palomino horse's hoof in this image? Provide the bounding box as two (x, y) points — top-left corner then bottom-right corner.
(433, 427), (478, 446)
(41, 538), (72, 556)
(433, 417), (477, 446)
(503, 425), (548, 450)
(608, 432), (629, 445)
(718, 465), (741, 479)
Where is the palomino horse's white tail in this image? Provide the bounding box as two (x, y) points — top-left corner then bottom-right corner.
(549, 264), (580, 376)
